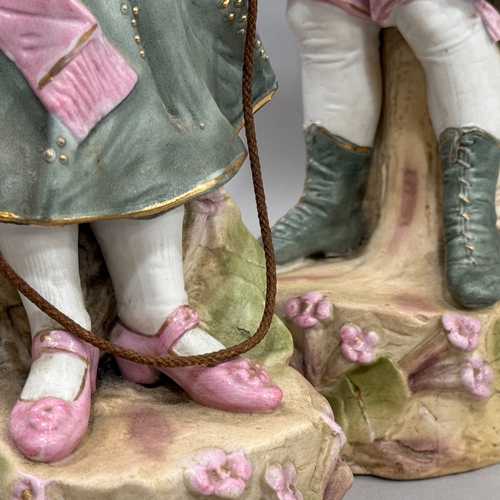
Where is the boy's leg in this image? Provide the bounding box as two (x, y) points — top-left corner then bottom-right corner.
(388, 0), (500, 307)
(91, 207), (224, 354)
(270, 0), (382, 264)
(289, 0), (382, 146)
(386, 0), (500, 137)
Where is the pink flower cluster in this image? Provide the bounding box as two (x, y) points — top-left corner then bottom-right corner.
(228, 358), (273, 388)
(461, 357), (494, 400)
(339, 324), (379, 364)
(285, 291), (330, 328)
(184, 448), (252, 498)
(442, 314), (480, 351)
(264, 462), (303, 500)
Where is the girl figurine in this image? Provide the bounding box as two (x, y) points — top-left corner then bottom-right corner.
(0, 0), (282, 462)
(271, 0), (500, 309)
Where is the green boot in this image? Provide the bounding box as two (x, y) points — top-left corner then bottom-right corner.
(440, 128), (500, 308)
(270, 124), (372, 265)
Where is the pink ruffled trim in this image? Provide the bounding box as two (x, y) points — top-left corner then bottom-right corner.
(37, 29), (137, 140)
(0, 0), (96, 79)
(0, 0), (137, 141)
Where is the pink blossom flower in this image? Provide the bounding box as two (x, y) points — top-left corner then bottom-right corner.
(442, 313), (480, 351)
(184, 448), (252, 498)
(191, 188), (225, 215)
(285, 291), (330, 328)
(460, 357), (493, 400)
(228, 358), (272, 388)
(340, 325), (379, 364)
(322, 406), (346, 448)
(264, 462), (303, 500)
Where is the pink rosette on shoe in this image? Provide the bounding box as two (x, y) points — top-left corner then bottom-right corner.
(9, 330), (98, 462)
(111, 305), (283, 413)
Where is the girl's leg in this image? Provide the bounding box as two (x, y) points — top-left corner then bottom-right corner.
(0, 224), (91, 400)
(270, 0), (382, 264)
(91, 208), (283, 412)
(0, 223), (97, 462)
(91, 207), (224, 355)
(387, 0), (500, 308)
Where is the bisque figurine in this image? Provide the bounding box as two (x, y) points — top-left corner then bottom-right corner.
(0, 0), (283, 463)
(271, 0), (500, 309)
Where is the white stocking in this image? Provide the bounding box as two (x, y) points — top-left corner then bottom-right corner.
(386, 0), (500, 138)
(287, 0), (382, 147)
(0, 223), (90, 401)
(91, 208), (224, 355)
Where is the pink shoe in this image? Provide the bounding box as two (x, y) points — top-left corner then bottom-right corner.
(9, 330), (99, 462)
(111, 306), (283, 413)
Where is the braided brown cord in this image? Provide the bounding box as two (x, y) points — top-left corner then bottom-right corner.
(0, 0), (276, 368)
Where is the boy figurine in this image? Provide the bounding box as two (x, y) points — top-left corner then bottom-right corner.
(271, 0), (500, 309)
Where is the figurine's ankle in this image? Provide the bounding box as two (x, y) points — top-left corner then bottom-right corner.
(20, 352), (88, 402)
(170, 325), (225, 356)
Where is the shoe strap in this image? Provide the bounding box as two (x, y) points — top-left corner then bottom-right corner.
(32, 330), (95, 363)
(157, 305), (200, 352)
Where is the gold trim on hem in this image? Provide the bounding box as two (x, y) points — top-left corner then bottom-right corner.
(1, 84), (277, 226)
(235, 87), (277, 133)
(0, 155), (245, 226)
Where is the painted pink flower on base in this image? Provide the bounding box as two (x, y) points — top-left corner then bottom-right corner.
(285, 291), (330, 328)
(442, 314), (480, 351)
(184, 448), (252, 498)
(460, 357), (493, 400)
(264, 462), (303, 500)
(340, 325), (379, 364)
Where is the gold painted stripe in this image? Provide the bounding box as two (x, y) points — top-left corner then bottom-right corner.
(319, 126), (372, 153)
(38, 24), (99, 90)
